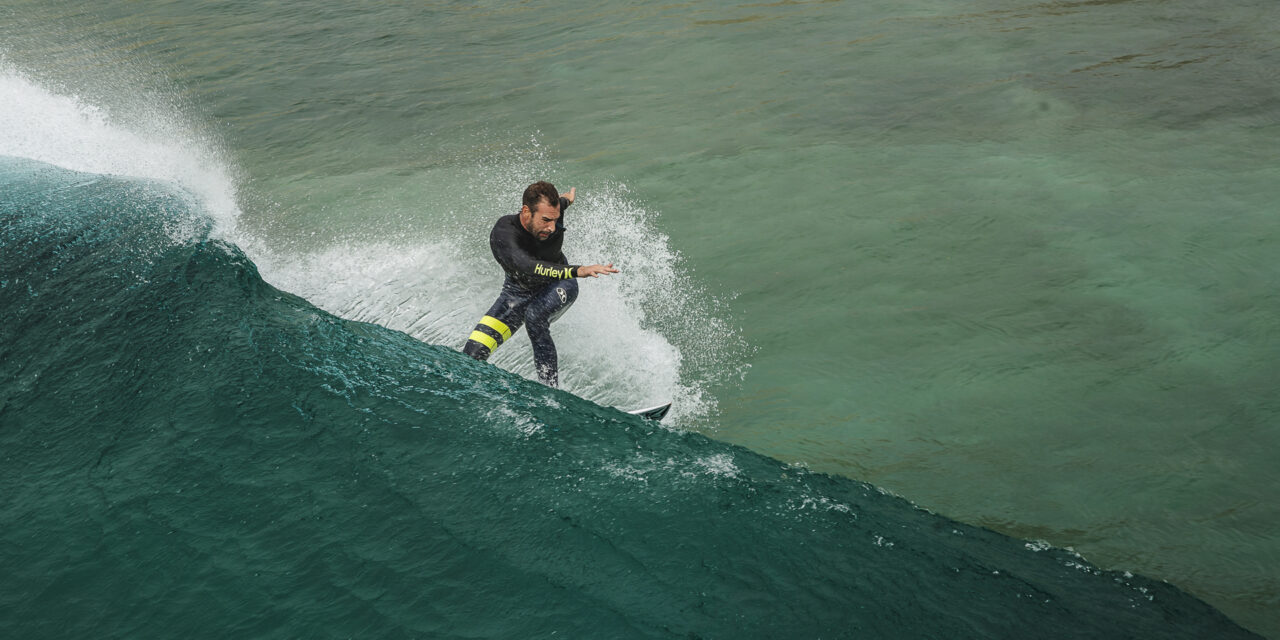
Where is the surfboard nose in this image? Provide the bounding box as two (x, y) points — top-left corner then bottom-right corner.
(627, 403), (672, 421)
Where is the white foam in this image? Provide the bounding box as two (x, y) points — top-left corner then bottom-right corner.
(249, 239), (478, 340)
(692, 453), (742, 479)
(0, 63), (239, 235)
(792, 494), (855, 514)
(483, 404), (545, 439)
(603, 451), (744, 485)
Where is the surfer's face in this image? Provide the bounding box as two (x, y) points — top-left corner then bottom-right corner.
(521, 199), (560, 241)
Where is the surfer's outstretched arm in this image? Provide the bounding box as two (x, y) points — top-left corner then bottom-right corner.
(577, 264), (619, 277)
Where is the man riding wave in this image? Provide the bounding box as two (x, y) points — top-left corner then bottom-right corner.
(462, 181), (618, 387)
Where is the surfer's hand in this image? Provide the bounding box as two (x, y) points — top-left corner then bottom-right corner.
(564, 187), (576, 204)
(578, 263), (618, 278)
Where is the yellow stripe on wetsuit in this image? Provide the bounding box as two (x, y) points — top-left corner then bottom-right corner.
(478, 316), (512, 341)
(467, 315), (513, 354)
(468, 330), (498, 352)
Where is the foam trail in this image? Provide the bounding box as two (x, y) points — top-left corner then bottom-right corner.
(249, 240), (481, 344)
(0, 64), (239, 235)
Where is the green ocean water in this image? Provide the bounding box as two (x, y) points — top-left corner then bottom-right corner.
(3, 0), (1278, 636)
(0, 157), (1262, 640)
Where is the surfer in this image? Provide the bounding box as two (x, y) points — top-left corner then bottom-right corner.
(462, 181), (619, 387)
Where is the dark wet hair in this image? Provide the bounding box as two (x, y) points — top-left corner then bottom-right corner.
(522, 181), (560, 211)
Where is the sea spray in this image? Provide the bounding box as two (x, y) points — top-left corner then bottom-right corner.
(0, 62), (239, 236)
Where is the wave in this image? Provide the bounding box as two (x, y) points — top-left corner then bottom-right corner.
(0, 156), (1259, 639)
(0, 62), (744, 422)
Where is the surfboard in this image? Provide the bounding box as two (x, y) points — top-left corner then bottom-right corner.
(627, 402), (672, 421)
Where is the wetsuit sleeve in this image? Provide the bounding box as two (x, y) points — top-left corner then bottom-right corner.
(491, 219), (581, 279)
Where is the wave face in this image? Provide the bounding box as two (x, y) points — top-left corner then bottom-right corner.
(0, 157), (1259, 638)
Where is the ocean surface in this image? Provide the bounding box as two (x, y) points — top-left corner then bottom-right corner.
(2, 0), (1277, 637)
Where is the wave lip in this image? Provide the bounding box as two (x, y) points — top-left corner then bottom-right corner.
(0, 64), (239, 235)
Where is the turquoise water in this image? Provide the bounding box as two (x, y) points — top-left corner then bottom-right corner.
(0, 155), (1260, 638)
(3, 0), (1278, 636)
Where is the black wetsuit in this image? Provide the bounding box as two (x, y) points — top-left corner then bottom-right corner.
(463, 197), (581, 386)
